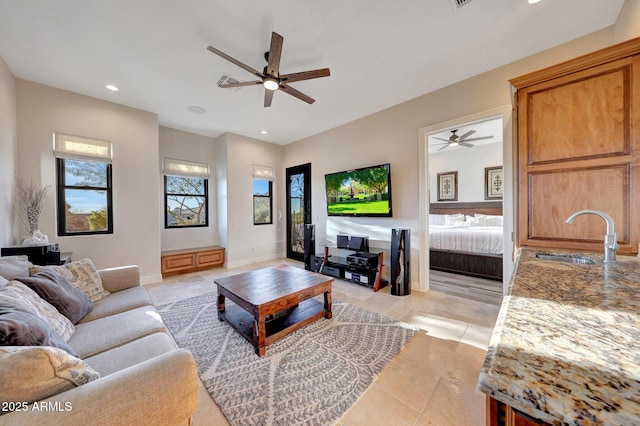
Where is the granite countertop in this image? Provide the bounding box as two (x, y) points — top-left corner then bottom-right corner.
(478, 247), (640, 425)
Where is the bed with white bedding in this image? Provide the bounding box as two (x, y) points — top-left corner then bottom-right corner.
(429, 202), (504, 281)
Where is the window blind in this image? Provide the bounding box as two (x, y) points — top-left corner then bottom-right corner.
(53, 133), (112, 163)
(163, 158), (210, 178)
(253, 165), (274, 180)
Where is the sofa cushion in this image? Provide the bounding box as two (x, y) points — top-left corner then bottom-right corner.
(68, 306), (165, 358)
(0, 255), (32, 281)
(0, 281), (74, 341)
(0, 303), (76, 356)
(31, 258), (110, 303)
(15, 270), (93, 324)
(84, 332), (177, 376)
(0, 346), (99, 407)
(78, 286), (152, 323)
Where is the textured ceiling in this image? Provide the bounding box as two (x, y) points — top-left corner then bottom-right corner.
(0, 0), (625, 144)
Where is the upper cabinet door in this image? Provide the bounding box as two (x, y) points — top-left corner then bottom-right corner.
(512, 38), (640, 254)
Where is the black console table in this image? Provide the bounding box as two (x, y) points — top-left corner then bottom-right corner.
(313, 246), (387, 292)
(1, 244), (71, 266)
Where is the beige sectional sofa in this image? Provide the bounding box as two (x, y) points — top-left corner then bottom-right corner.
(0, 257), (200, 426)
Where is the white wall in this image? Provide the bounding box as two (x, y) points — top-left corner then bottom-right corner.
(429, 142), (502, 203)
(0, 56), (16, 246)
(159, 126), (219, 251)
(15, 80), (162, 281)
(217, 132), (285, 267)
(615, 0), (640, 42)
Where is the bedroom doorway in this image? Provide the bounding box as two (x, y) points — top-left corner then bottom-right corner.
(418, 106), (514, 298)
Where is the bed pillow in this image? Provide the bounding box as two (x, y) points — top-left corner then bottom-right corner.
(429, 213), (465, 225)
(445, 213), (465, 225)
(0, 281), (75, 342)
(30, 258), (110, 303)
(15, 270), (93, 324)
(0, 255), (32, 281)
(474, 214), (503, 227)
(0, 346), (99, 407)
(0, 276), (8, 288)
(0, 303), (77, 356)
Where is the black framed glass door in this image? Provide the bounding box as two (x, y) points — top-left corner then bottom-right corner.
(286, 163), (311, 261)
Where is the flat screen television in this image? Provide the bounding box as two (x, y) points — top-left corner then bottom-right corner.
(325, 163), (392, 217)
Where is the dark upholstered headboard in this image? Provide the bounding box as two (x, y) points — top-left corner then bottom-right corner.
(429, 201), (503, 216)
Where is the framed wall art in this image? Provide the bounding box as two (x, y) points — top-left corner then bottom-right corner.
(485, 166), (503, 200)
(437, 171), (458, 201)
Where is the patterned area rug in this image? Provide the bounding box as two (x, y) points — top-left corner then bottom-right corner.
(157, 292), (417, 425)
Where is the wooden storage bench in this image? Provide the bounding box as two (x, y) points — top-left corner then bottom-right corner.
(161, 246), (225, 277)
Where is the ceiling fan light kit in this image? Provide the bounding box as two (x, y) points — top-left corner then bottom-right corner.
(263, 78), (279, 91)
(207, 32), (330, 107)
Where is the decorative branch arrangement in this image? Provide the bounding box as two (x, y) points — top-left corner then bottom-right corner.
(16, 177), (50, 241)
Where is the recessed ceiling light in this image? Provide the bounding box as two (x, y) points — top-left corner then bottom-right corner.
(528, 0), (540, 4)
(261, 130), (268, 135)
(105, 84), (119, 92)
(187, 105), (206, 114)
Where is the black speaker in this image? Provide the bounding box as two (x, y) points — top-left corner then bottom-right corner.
(303, 224), (316, 271)
(390, 228), (410, 296)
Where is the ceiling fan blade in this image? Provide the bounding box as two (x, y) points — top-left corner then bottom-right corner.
(219, 80), (263, 88)
(433, 137), (451, 142)
(437, 144), (449, 151)
(279, 83), (315, 104)
(457, 130), (475, 141)
(207, 46), (264, 79)
(459, 142), (474, 147)
(461, 136), (494, 142)
(266, 32), (284, 77)
(280, 68), (331, 83)
(264, 89), (274, 107)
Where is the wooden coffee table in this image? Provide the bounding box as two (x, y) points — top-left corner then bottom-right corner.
(214, 265), (333, 356)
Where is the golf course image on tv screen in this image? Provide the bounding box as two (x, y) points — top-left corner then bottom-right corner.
(324, 163), (392, 217)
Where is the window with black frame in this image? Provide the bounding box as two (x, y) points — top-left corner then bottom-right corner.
(253, 178), (272, 225)
(54, 133), (113, 236)
(163, 158), (209, 228)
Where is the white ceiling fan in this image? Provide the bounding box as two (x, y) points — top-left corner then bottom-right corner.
(433, 129), (493, 151)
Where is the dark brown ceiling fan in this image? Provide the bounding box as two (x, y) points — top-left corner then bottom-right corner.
(433, 129), (493, 151)
(207, 32), (330, 107)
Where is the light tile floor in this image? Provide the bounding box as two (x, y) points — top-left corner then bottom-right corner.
(146, 259), (501, 426)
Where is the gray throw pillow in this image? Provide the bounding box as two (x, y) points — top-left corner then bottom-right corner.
(0, 255), (32, 281)
(16, 271), (93, 324)
(0, 302), (77, 357)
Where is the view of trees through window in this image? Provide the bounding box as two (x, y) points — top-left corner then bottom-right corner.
(165, 175), (208, 227)
(57, 159), (112, 235)
(253, 179), (272, 225)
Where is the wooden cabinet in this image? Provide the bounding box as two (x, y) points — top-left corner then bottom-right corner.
(512, 37), (640, 254)
(161, 246), (225, 277)
(487, 397), (549, 426)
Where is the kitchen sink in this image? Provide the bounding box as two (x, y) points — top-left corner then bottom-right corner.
(535, 253), (596, 264)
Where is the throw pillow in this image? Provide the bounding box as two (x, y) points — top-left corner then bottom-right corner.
(15, 270), (93, 324)
(0, 281), (74, 341)
(0, 346), (99, 407)
(30, 258), (110, 303)
(0, 303), (77, 356)
(0, 255), (32, 281)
